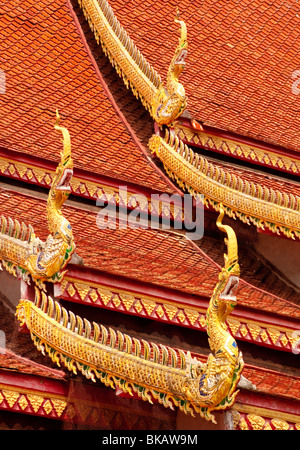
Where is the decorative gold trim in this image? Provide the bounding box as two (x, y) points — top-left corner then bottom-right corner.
(62, 277), (299, 352)
(232, 404), (300, 430)
(16, 292), (210, 420)
(0, 383), (68, 418)
(174, 124), (300, 176)
(16, 211), (244, 424)
(149, 131), (300, 239)
(0, 156), (185, 222)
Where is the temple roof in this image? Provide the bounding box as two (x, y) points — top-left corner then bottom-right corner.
(0, 0), (299, 427)
(108, 0), (300, 153)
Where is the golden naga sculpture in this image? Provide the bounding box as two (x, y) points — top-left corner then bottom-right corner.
(78, 0), (187, 125)
(148, 130), (300, 239)
(184, 207), (244, 411)
(16, 208), (243, 423)
(0, 112), (75, 287)
(151, 11), (188, 125)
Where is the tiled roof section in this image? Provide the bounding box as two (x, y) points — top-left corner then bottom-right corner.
(0, 0), (173, 192)
(71, 0), (156, 151)
(0, 187), (299, 318)
(243, 366), (300, 401)
(0, 350), (66, 379)
(109, 0), (300, 152)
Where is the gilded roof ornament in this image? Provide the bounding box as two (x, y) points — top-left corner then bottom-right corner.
(151, 10), (188, 125)
(0, 112), (75, 287)
(16, 211), (243, 423)
(148, 130), (300, 239)
(78, 0), (187, 125)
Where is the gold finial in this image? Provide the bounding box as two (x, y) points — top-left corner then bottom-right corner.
(174, 8), (187, 47)
(216, 205), (239, 273)
(54, 110), (72, 162)
(55, 108), (60, 126)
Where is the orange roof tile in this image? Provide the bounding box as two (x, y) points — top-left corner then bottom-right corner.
(108, 0), (300, 153)
(0, 0), (174, 193)
(0, 349), (66, 379)
(243, 365), (300, 401)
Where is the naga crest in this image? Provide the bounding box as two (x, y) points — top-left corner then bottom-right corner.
(32, 110), (75, 282)
(152, 11), (188, 126)
(47, 110), (74, 228)
(184, 206), (244, 419)
(0, 112), (75, 287)
(216, 206), (240, 316)
(172, 10), (188, 77)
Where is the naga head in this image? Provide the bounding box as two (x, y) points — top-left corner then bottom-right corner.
(49, 110), (74, 210)
(216, 205), (240, 312)
(153, 11), (188, 125)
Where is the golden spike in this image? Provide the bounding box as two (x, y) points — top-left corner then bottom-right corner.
(198, 155), (204, 171)
(237, 177), (244, 193)
(54, 109), (72, 164)
(263, 186), (269, 202)
(276, 191), (282, 206)
(164, 127), (169, 142)
(27, 224), (34, 242)
(290, 194), (296, 210)
(93, 322), (100, 342)
(133, 337), (141, 357)
(231, 174), (238, 190)
(117, 330), (124, 351)
(151, 342), (160, 363)
(179, 139), (185, 155)
(47, 296), (54, 318)
(216, 204), (240, 274)
(283, 192), (290, 208)
(8, 217), (14, 237)
(109, 327), (117, 348)
(69, 310), (76, 332)
(1, 216), (7, 234)
(170, 131), (176, 148)
(178, 349), (187, 369)
(189, 148), (195, 165)
(61, 307), (69, 328)
(169, 347), (178, 368)
(14, 219), (20, 239)
(54, 301), (62, 323)
(20, 222), (27, 241)
(84, 318), (91, 339)
(76, 315), (84, 335)
(160, 344), (169, 365)
(244, 179), (250, 195)
(142, 339), (151, 360)
(257, 184), (263, 199)
(100, 325), (108, 345)
(124, 334), (133, 353)
(40, 291), (48, 312)
(34, 287), (41, 307)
